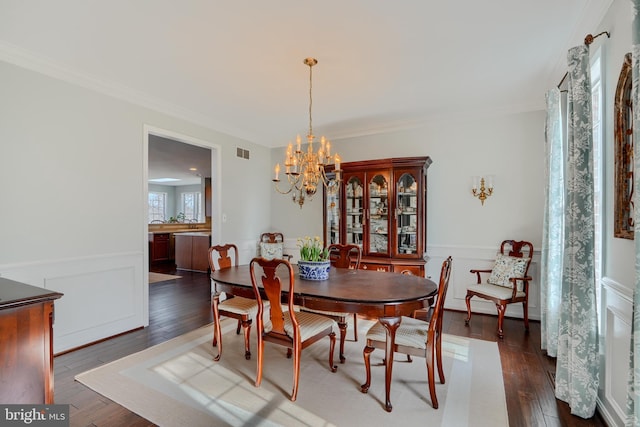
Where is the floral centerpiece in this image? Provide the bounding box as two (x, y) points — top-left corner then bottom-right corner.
(297, 236), (330, 280)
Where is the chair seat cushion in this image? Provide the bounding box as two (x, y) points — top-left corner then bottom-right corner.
(466, 283), (525, 300)
(264, 310), (337, 341)
(365, 316), (429, 350)
(219, 296), (266, 315)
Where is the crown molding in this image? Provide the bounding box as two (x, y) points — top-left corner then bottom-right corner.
(0, 40), (547, 148)
(0, 41), (259, 144)
(324, 101), (545, 142)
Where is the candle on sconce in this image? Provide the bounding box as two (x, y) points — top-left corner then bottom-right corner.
(296, 135), (301, 152)
(326, 140), (331, 157)
(472, 176), (479, 191)
(274, 163), (280, 181)
(486, 175), (494, 189)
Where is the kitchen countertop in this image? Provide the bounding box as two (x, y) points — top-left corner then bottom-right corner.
(148, 229), (210, 235)
(173, 231), (211, 236)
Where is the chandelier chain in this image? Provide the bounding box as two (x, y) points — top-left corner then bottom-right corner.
(308, 61), (313, 138)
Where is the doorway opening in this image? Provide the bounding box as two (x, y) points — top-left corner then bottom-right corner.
(143, 125), (221, 321)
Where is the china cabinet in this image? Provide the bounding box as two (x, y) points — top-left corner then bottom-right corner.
(323, 157), (431, 275)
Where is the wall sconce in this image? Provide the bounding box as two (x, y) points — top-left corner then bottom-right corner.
(472, 176), (494, 205)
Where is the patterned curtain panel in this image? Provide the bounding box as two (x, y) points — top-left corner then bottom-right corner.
(541, 87), (564, 357)
(626, 1), (640, 424)
(554, 44), (599, 419)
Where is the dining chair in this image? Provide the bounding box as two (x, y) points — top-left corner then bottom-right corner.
(301, 243), (361, 363)
(259, 232), (293, 261)
(361, 256), (452, 410)
(209, 243), (265, 361)
(249, 257), (337, 401)
(464, 240), (533, 339)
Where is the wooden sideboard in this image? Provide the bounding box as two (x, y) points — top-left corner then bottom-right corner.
(0, 278), (63, 404)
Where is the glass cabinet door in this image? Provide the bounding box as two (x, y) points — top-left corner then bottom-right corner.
(345, 176), (364, 249)
(396, 173), (418, 255)
(368, 174), (389, 255)
(324, 179), (341, 245)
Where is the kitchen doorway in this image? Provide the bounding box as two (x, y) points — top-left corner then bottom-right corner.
(143, 125), (221, 319)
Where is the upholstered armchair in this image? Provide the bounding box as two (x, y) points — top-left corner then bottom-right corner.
(464, 240), (533, 339)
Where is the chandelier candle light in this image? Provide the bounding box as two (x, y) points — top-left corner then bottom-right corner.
(273, 57), (342, 208)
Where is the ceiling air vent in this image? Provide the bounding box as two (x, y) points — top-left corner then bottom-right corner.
(236, 147), (250, 160)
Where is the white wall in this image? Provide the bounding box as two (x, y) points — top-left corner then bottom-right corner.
(0, 60), (272, 352)
(271, 110), (546, 319)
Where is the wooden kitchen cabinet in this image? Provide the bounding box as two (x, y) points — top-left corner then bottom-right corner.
(149, 232), (171, 262)
(323, 157), (431, 275)
(174, 233), (211, 272)
(0, 278), (63, 404)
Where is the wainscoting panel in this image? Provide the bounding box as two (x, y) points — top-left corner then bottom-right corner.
(600, 278), (633, 427)
(0, 252), (145, 353)
(426, 245), (541, 321)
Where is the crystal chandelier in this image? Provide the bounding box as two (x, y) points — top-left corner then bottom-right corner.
(272, 57), (342, 208)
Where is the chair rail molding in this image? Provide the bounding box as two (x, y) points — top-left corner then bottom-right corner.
(0, 251), (145, 353)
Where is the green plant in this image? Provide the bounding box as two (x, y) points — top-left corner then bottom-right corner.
(167, 212), (186, 223)
(297, 236), (329, 262)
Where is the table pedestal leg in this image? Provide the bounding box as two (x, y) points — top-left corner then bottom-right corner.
(379, 316), (401, 412)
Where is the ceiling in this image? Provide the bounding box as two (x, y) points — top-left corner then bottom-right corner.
(0, 1), (610, 149)
(148, 135), (211, 186)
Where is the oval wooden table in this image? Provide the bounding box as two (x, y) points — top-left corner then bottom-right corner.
(210, 264), (438, 412)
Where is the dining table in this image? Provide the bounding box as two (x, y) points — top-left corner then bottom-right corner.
(210, 263), (438, 412)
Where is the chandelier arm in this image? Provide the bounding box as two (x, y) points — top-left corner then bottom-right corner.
(273, 181), (294, 195)
(273, 173), (304, 195)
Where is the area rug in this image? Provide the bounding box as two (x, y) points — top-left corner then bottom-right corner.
(75, 318), (508, 426)
(149, 272), (182, 284)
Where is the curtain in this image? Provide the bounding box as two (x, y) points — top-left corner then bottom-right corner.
(541, 87), (564, 357)
(554, 44), (599, 419)
(625, 1), (640, 425)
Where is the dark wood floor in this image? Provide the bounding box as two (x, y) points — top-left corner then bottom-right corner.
(54, 265), (607, 427)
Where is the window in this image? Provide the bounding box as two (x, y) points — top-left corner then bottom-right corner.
(181, 192), (202, 222)
(590, 50), (603, 318)
(149, 192), (167, 223)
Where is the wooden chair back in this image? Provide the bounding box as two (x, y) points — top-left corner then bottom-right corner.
(429, 256), (453, 336)
(327, 244), (361, 270)
(208, 243), (239, 272)
(500, 240), (534, 276)
(249, 257), (297, 338)
(260, 232), (285, 244)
